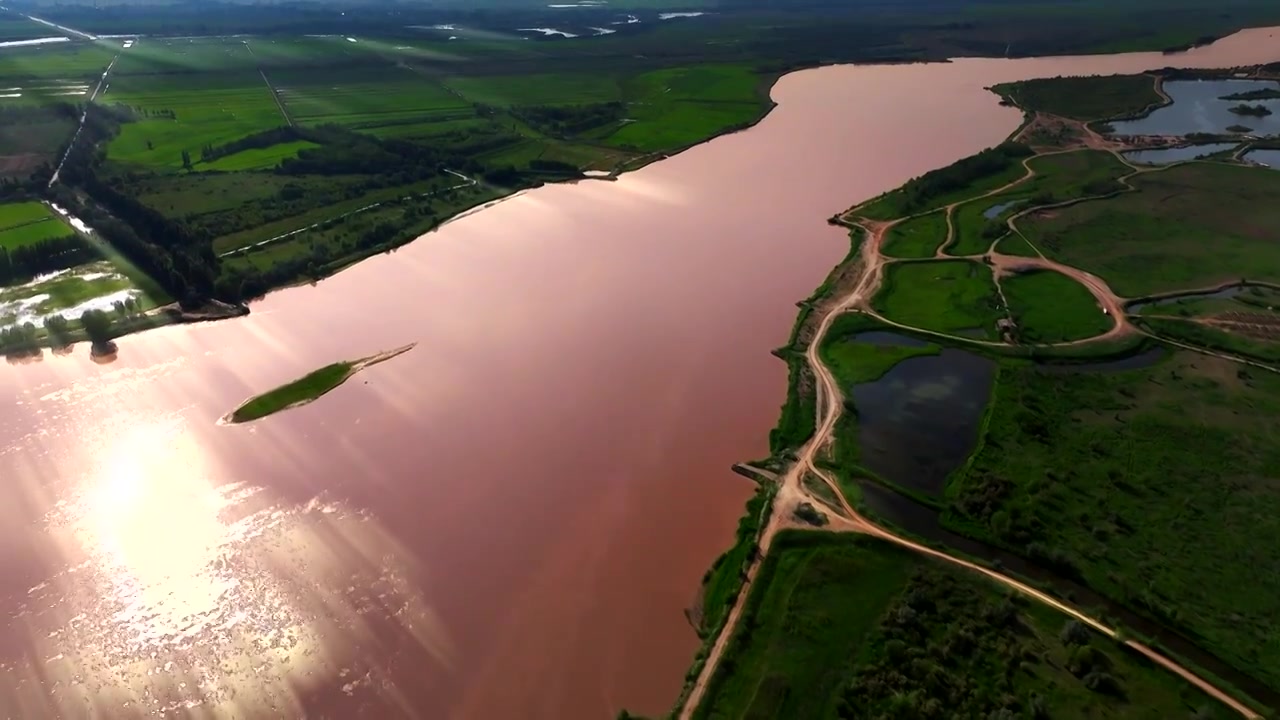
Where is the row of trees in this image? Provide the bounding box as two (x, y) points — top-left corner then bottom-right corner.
(895, 142), (1034, 214)
(0, 235), (98, 286)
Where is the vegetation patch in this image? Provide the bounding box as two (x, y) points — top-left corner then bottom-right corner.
(873, 260), (1002, 339)
(820, 312), (942, 386)
(994, 74), (1163, 121)
(698, 483), (774, 636)
(881, 211), (947, 259)
(1019, 163), (1280, 297)
(857, 143), (1033, 221)
(225, 344), (414, 423)
(1002, 269), (1113, 344)
(943, 352), (1280, 692)
(694, 532), (1232, 719)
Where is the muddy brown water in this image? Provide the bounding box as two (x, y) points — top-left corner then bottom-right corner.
(3, 28), (1280, 719)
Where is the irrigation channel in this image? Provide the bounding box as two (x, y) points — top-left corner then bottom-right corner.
(3, 27), (1280, 720)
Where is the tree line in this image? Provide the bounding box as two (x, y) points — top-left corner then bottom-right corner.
(0, 235), (99, 286)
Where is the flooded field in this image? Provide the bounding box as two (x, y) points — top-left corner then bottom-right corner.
(3, 26), (1280, 720)
(1247, 148), (1280, 167)
(0, 261), (146, 331)
(1123, 142), (1238, 164)
(1111, 79), (1280, 136)
(849, 337), (994, 496)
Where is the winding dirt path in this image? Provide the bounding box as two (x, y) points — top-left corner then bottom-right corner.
(679, 142), (1263, 719)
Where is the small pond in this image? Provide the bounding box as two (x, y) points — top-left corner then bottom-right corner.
(849, 338), (995, 497)
(1123, 142), (1237, 165)
(983, 199), (1024, 219)
(1125, 285), (1244, 313)
(1109, 79), (1280, 137)
(1246, 148), (1280, 168)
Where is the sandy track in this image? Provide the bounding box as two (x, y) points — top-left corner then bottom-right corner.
(678, 143), (1262, 719)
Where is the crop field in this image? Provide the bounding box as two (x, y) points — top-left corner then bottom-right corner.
(275, 68), (472, 130)
(994, 73), (1163, 120)
(103, 72), (285, 168)
(0, 16), (47, 42)
(694, 532), (1231, 719)
(882, 211), (947, 259)
(1019, 163), (1280, 297)
(0, 42), (114, 81)
(200, 140), (319, 171)
(0, 202), (75, 250)
(873, 260), (1001, 338)
(1001, 269), (1112, 343)
(446, 72), (622, 107)
(944, 352), (1280, 694)
(950, 149), (1130, 255)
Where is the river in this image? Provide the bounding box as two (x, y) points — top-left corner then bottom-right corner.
(2, 27), (1279, 719)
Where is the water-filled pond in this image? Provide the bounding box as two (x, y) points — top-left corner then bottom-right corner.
(1110, 79), (1280, 137)
(850, 335), (995, 496)
(983, 199), (1025, 219)
(1246, 148), (1280, 168)
(1126, 285), (1245, 313)
(1123, 142), (1238, 164)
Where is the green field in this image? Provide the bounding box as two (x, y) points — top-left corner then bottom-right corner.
(0, 202), (75, 250)
(881, 211), (947, 259)
(857, 144), (1033, 221)
(200, 140), (319, 171)
(873, 260), (1002, 339)
(104, 72), (286, 168)
(276, 68), (472, 130)
(1002, 269), (1113, 344)
(950, 149), (1131, 256)
(693, 532), (1232, 719)
(1020, 163), (1280, 297)
(0, 17), (45, 42)
(944, 352), (1280, 693)
(820, 313), (942, 386)
(1138, 316), (1280, 364)
(995, 74), (1164, 120)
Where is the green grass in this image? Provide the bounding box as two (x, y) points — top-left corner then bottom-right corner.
(199, 140), (319, 171)
(275, 68), (471, 130)
(943, 352), (1280, 694)
(998, 232), (1041, 257)
(1020, 163), (1280, 297)
(104, 72), (286, 168)
(873, 260), (1002, 339)
(951, 149), (1131, 256)
(699, 484), (773, 637)
(0, 42), (115, 80)
(1002, 269), (1113, 344)
(820, 312), (942, 386)
(694, 532), (1233, 719)
(604, 64), (763, 152)
(446, 73), (622, 107)
(1138, 316), (1280, 364)
(0, 202), (75, 250)
(229, 361), (354, 423)
(882, 211), (947, 259)
(857, 144), (1033, 221)
(994, 74), (1163, 121)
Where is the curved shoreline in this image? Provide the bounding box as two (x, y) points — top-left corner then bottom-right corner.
(220, 343), (416, 425)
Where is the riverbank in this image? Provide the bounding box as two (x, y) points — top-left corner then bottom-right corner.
(680, 57), (1280, 720)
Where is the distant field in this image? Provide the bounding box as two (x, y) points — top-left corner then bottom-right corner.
(103, 72), (285, 168)
(1020, 162), (1280, 296)
(446, 72), (622, 107)
(0, 202), (74, 250)
(1002, 269), (1112, 343)
(275, 68), (472, 130)
(873, 259), (1001, 339)
(950, 149), (1131, 256)
(694, 532), (1233, 719)
(0, 42), (114, 80)
(605, 64), (763, 151)
(995, 74), (1163, 121)
(199, 140), (319, 171)
(0, 17), (46, 42)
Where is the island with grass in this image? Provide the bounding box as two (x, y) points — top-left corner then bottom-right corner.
(1229, 102), (1274, 117)
(1221, 87), (1280, 101)
(224, 344), (415, 424)
(667, 69), (1280, 720)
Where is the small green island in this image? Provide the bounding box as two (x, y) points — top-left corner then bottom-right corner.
(1226, 124), (1254, 133)
(224, 344), (415, 424)
(1220, 88), (1280, 101)
(1228, 102), (1274, 117)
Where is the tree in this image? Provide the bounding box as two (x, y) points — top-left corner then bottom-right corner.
(80, 309), (113, 344)
(181, 149), (191, 169)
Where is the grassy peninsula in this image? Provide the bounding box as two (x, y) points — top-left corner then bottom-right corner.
(677, 67), (1280, 720)
(225, 344), (414, 424)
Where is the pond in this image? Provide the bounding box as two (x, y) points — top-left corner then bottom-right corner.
(983, 199), (1024, 219)
(1123, 142), (1238, 165)
(1246, 148), (1280, 168)
(1125, 284), (1245, 313)
(1110, 79), (1280, 137)
(850, 341), (995, 496)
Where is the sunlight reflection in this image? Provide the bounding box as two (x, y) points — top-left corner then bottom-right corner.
(1, 412), (452, 717)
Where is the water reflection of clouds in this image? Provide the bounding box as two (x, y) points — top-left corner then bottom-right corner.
(0, 414), (452, 717)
